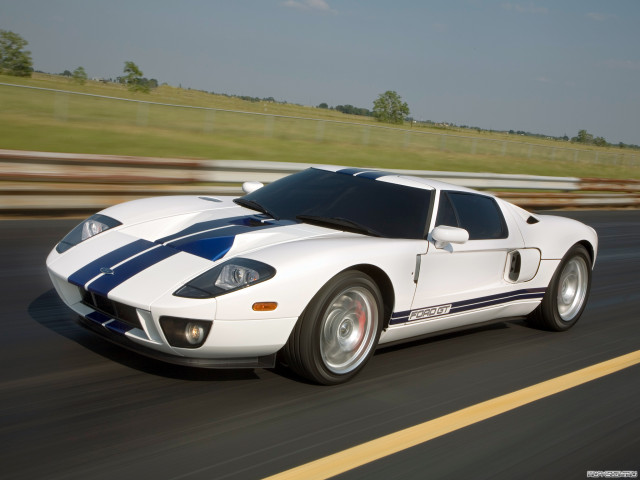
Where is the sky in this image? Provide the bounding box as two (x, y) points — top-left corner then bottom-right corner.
(2, 0), (639, 145)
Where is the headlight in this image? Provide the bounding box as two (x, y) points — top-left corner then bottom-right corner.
(174, 258), (276, 299)
(56, 214), (121, 253)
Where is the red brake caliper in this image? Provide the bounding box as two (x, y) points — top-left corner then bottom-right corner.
(355, 300), (366, 343)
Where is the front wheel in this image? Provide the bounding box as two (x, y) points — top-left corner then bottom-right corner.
(528, 244), (592, 331)
(282, 271), (383, 385)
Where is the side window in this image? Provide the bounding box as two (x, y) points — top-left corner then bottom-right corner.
(435, 192), (459, 228)
(445, 192), (508, 240)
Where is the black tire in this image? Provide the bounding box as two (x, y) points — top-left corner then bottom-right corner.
(527, 244), (592, 331)
(282, 270), (383, 385)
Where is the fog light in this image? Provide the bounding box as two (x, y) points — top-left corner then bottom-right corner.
(159, 317), (211, 349)
(185, 322), (205, 345)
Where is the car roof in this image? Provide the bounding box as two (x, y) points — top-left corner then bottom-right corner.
(313, 165), (479, 195)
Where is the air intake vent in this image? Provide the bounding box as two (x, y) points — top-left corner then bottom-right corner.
(508, 251), (521, 281)
(527, 216), (539, 224)
(81, 289), (142, 329)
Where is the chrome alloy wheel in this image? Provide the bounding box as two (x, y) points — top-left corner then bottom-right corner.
(556, 256), (589, 321)
(320, 286), (379, 375)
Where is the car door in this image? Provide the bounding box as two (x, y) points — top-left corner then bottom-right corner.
(408, 190), (524, 326)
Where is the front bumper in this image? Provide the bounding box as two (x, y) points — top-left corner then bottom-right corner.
(78, 313), (276, 368)
(48, 268), (297, 369)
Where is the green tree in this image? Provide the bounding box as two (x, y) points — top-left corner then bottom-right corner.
(123, 61), (149, 93)
(575, 129), (594, 144)
(373, 90), (409, 124)
(72, 66), (88, 85)
(0, 30), (33, 77)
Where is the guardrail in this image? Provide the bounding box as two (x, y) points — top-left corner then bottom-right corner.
(1, 149), (639, 214)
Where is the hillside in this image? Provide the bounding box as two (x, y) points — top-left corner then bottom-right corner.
(0, 73), (637, 179)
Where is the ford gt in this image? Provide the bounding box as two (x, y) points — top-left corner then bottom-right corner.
(46, 166), (598, 384)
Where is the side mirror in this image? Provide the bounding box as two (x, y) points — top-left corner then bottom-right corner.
(431, 225), (469, 249)
(242, 181), (264, 194)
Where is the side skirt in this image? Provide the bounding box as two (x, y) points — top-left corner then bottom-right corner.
(375, 316), (528, 351)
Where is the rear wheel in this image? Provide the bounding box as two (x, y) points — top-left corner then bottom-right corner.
(528, 244), (592, 331)
(282, 271), (383, 385)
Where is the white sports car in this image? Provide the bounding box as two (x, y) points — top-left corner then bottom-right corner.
(47, 166), (598, 384)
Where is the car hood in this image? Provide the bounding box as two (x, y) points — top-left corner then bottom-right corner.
(48, 195), (343, 310)
(107, 195), (340, 262)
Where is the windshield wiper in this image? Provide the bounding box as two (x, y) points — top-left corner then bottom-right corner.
(234, 198), (280, 220)
(296, 215), (382, 237)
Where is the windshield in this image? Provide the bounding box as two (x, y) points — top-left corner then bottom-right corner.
(239, 168), (432, 239)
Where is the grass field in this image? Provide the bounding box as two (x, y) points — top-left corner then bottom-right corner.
(1, 73), (638, 179)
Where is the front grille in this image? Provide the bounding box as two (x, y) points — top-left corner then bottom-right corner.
(81, 289), (142, 329)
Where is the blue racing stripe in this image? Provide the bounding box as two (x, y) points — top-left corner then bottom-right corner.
(105, 320), (133, 334)
(68, 239), (155, 288)
(390, 288), (546, 325)
(169, 235), (235, 261)
(452, 288), (546, 309)
(165, 224), (252, 246)
(70, 215), (291, 296)
(450, 290), (545, 314)
(157, 215), (277, 244)
(159, 215), (296, 261)
(87, 245), (179, 297)
(86, 310), (112, 326)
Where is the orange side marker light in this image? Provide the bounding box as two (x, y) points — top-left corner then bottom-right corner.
(252, 302), (278, 311)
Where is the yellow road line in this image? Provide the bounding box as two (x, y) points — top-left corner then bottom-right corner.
(265, 350), (640, 480)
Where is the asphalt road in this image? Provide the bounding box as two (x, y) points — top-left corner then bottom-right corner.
(1, 211), (638, 480)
